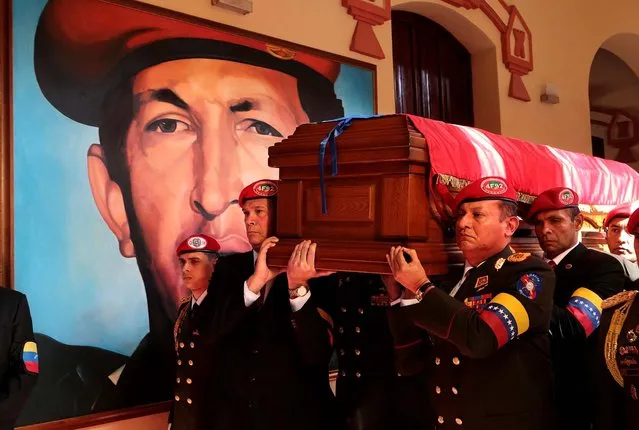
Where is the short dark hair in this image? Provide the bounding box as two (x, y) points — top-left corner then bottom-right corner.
(567, 207), (581, 221)
(498, 201), (518, 221)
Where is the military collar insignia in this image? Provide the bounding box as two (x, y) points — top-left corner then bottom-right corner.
(475, 275), (489, 291)
(507, 252), (531, 263)
(495, 258), (506, 271)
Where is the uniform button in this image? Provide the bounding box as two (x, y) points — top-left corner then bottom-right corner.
(250, 376), (256, 382)
(186, 378), (192, 385)
(438, 416), (444, 424)
(188, 360), (194, 366)
(176, 377), (181, 383)
(339, 327), (344, 334)
(252, 349), (259, 354)
(452, 387), (458, 395)
(177, 360), (182, 366)
(358, 308), (364, 314)
(355, 349), (361, 356)
(341, 371), (347, 377)
(175, 395), (180, 401)
(453, 357), (461, 365)
(455, 418), (463, 425)
(435, 386), (441, 394)
(341, 307), (347, 313)
(355, 372), (361, 378)
(179, 342), (185, 348)
(187, 398), (193, 405)
(435, 357), (441, 365)
(339, 349), (345, 356)
(190, 342), (195, 348)
(346, 276), (351, 282)
(355, 327), (361, 333)
(248, 401), (253, 409)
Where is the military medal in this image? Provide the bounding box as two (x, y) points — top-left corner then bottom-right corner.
(475, 276), (489, 291)
(627, 329), (638, 343)
(494, 258), (505, 271)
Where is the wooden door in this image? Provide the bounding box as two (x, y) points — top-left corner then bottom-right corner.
(392, 10), (474, 126)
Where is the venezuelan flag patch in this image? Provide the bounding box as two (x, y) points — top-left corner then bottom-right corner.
(479, 293), (530, 348)
(22, 341), (39, 374)
(567, 287), (602, 337)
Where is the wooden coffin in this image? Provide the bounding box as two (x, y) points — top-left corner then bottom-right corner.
(265, 115), (607, 275)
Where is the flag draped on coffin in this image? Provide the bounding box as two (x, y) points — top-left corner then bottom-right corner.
(405, 115), (639, 208)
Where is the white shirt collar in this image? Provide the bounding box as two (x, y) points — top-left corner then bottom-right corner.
(191, 289), (208, 309)
(547, 241), (580, 266)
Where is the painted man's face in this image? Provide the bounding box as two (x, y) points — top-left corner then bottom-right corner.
(88, 58), (309, 314)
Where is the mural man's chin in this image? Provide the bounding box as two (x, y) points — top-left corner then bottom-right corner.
(13, 0), (373, 424)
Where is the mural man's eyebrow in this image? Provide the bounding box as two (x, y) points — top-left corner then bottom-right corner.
(134, 89), (190, 112)
(230, 100), (255, 113)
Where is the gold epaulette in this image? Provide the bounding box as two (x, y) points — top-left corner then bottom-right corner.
(602, 290), (638, 310)
(507, 252), (531, 263)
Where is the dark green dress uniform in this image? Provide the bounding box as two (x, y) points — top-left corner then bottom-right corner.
(548, 243), (625, 430)
(169, 293), (217, 430)
(595, 288), (639, 430)
(388, 246), (556, 430)
(0, 288), (38, 430)
(329, 273), (432, 430)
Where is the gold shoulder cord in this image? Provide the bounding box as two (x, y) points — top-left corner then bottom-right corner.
(174, 304), (190, 352)
(604, 293), (637, 387)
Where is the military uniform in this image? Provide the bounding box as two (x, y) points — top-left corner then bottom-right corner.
(326, 273), (431, 430)
(0, 288), (38, 430)
(388, 247), (556, 430)
(548, 243), (625, 430)
(595, 288), (639, 430)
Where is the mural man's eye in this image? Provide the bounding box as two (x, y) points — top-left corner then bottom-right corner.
(146, 119), (189, 133)
(247, 120), (283, 137)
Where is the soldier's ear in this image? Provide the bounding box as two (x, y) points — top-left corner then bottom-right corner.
(505, 215), (520, 237)
(87, 144), (136, 258)
(574, 213), (584, 231)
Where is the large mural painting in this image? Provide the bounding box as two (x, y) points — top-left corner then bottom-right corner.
(12, 0), (375, 425)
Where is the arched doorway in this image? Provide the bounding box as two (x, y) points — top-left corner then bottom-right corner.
(589, 34), (639, 171)
(392, 10), (474, 126)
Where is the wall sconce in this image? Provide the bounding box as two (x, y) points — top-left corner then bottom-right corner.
(540, 83), (559, 104)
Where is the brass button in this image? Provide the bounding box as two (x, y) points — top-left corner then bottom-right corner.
(341, 371), (346, 377)
(177, 360), (182, 366)
(190, 342), (195, 348)
(176, 377), (181, 383)
(452, 387), (458, 395)
(339, 327), (344, 334)
(435, 357), (441, 365)
(186, 378), (192, 384)
(179, 342), (184, 348)
(455, 418), (463, 425)
(187, 398), (193, 405)
(358, 308), (364, 314)
(341, 307), (347, 313)
(355, 327), (361, 333)
(355, 372), (361, 378)
(438, 416), (444, 424)
(188, 360), (194, 366)
(453, 357), (460, 365)
(435, 386), (441, 394)
(175, 395), (180, 401)
(355, 349), (361, 356)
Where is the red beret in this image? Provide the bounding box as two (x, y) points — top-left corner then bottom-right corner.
(603, 202), (633, 228)
(627, 206), (639, 235)
(34, 0), (340, 126)
(238, 179), (279, 207)
(453, 177), (517, 212)
(176, 234), (221, 256)
(527, 187), (579, 221)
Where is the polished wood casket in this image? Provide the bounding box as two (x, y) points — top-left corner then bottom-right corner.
(265, 115), (609, 275)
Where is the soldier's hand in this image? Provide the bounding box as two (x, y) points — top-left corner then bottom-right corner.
(386, 246), (430, 293)
(247, 236), (285, 293)
(381, 275), (403, 301)
(287, 240), (334, 289)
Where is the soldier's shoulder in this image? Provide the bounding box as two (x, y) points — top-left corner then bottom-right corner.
(504, 252), (548, 271)
(602, 290), (638, 310)
(586, 247), (624, 266)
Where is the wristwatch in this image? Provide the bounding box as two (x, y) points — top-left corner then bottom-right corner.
(414, 281), (434, 302)
(289, 284), (309, 299)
